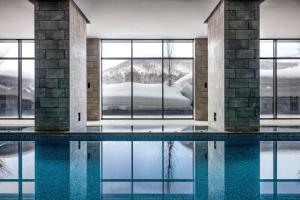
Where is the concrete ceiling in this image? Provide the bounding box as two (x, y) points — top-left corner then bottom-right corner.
(0, 0), (299, 39)
(260, 0), (300, 38)
(0, 0), (34, 39)
(74, 0), (219, 38)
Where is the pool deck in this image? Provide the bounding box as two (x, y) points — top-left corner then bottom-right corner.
(0, 119), (300, 141)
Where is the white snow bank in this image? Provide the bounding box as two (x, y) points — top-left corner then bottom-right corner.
(103, 82), (192, 110)
(174, 73), (193, 101)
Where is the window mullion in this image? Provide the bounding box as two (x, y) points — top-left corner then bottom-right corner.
(18, 40), (22, 118)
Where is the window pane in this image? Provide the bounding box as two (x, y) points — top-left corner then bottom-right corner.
(133, 40), (162, 57)
(277, 40), (300, 57)
(0, 182), (18, 196)
(0, 142), (18, 179)
(163, 59), (193, 118)
(102, 40), (131, 58)
(164, 182), (193, 194)
(23, 182), (35, 200)
(22, 41), (34, 58)
(133, 182), (162, 194)
(277, 59), (300, 118)
(164, 141), (193, 179)
(260, 40), (273, 58)
(0, 41), (18, 58)
(0, 60), (18, 118)
(133, 142), (162, 179)
(103, 142), (131, 179)
(102, 60), (131, 118)
(277, 141), (300, 179)
(22, 60), (35, 118)
(133, 60), (162, 118)
(260, 60), (273, 118)
(22, 142), (35, 179)
(260, 142), (273, 179)
(277, 182), (300, 194)
(164, 40), (193, 58)
(103, 182), (131, 194)
(260, 182), (273, 194)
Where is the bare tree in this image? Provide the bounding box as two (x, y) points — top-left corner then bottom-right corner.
(165, 141), (175, 193)
(165, 42), (174, 87)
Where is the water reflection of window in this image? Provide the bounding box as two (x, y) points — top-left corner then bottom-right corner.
(101, 141), (194, 199)
(277, 141), (300, 179)
(0, 141), (35, 199)
(260, 141), (300, 197)
(102, 142), (131, 179)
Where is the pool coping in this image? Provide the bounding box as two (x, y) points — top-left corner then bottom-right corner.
(1, 131), (300, 141)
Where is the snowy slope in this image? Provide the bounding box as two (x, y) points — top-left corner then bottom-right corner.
(103, 73), (193, 110)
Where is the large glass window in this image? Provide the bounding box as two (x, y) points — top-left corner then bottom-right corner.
(0, 40), (35, 118)
(260, 39), (300, 118)
(260, 60), (273, 118)
(277, 59), (300, 118)
(102, 60), (131, 118)
(101, 39), (194, 119)
(133, 60), (162, 118)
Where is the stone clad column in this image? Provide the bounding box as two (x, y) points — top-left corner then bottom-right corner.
(87, 39), (101, 121)
(34, 0), (88, 131)
(195, 38), (208, 121)
(206, 0), (260, 131)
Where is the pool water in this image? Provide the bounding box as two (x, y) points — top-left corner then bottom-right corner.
(0, 140), (300, 200)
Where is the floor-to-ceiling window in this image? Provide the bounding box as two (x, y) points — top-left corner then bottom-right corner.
(101, 39), (194, 119)
(260, 39), (300, 118)
(0, 40), (35, 118)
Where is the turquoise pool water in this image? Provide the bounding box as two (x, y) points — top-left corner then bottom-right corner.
(0, 137), (300, 199)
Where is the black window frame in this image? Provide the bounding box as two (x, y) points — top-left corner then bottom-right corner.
(101, 39), (195, 120)
(260, 38), (300, 119)
(0, 39), (35, 119)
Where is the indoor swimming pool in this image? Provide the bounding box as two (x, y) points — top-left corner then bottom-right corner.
(0, 134), (300, 200)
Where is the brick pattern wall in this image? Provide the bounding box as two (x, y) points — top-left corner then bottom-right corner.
(35, 0), (70, 130)
(87, 39), (101, 121)
(207, 0), (260, 132)
(195, 38), (208, 121)
(224, 0), (260, 131)
(35, 0), (87, 131)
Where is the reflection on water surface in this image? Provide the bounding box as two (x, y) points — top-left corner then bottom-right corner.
(0, 140), (300, 199)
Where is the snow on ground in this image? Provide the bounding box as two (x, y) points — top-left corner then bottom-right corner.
(103, 74), (193, 110)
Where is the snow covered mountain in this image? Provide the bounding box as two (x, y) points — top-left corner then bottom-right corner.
(103, 60), (192, 84)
